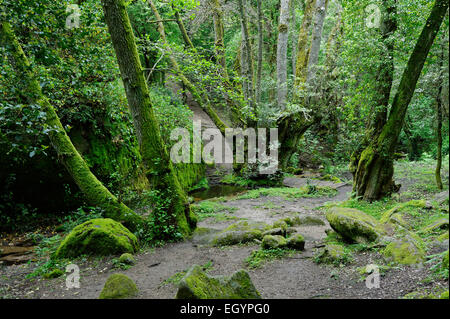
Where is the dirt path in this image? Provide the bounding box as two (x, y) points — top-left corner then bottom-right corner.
(1, 177), (444, 299)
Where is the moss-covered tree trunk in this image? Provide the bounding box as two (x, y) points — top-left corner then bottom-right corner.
(256, 0), (263, 104)
(349, 0), (397, 176)
(238, 0), (257, 127)
(0, 21), (142, 230)
(101, 0), (196, 237)
(212, 0), (229, 82)
(353, 0), (448, 201)
(294, 0), (316, 93)
(173, 6), (195, 51)
(277, 0), (291, 110)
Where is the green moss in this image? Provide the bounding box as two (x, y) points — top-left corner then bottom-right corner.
(118, 253), (136, 265)
(287, 234), (305, 250)
(261, 235), (288, 249)
(437, 232), (449, 242)
(314, 244), (352, 266)
(380, 200), (426, 224)
(43, 268), (64, 279)
(55, 218), (138, 258)
(383, 235), (425, 265)
(175, 265), (261, 299)
(245, 248), (294, 269)
(420, 218), (449, 234)
(99, 273), (138, 299)
(326, 207), (385, 243)
(212, 221), (274, 246)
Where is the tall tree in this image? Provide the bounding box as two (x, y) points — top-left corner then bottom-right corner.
(256, 0), (264, 104)
(306, 0), (328, 84)
(0, 21), (142, 230)
(435, 34), (446, 190)
(277, 0), (291, 110)
(349, 0), (397, 179)
(353, 0), (449, 201)
(238, 0), (257, 126)
(294, 0), (316, 92)
(100, 0), (196, 237)
(211, 0), (229, 81)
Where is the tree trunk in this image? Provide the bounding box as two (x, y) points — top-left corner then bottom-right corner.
(349, 0), (397, 176)
(173, 6), (195, 50)
(435, 36), (445, 190)
(306, 0), (328, 84)
(294, 0), (316, 92)
(238, 0), (257, 126)
(353, 0), (448, 201)
(256, 0), (264, 103)
(277, 0), (291, 110)
(290, 0), (298, 77)
(211, 0), (229, 81)
(101, 0), (196, 237)
(0, 21), (143, 231)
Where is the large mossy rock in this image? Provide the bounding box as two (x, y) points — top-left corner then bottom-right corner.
(314, 244), (346, 265)
(176, 265), (261, 299)
(383, 233), (425, 265)
(261, 235), (288, 249)
(326, 207), (385, 243)
(212, 221), (271, 246)
(99, 273), (138, 299)
(55, 218), (138, 258)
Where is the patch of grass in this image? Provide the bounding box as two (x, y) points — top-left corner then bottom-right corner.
(238, 186), (337, 200)
(160, 261), (213, 287)
(245, 248), (295, 269)
(191, 201), (237, 222)
(333, 197), (397, 220)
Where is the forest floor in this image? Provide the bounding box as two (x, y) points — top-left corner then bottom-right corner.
(0, 158), (448, 299)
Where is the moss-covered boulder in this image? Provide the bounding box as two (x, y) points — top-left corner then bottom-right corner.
(99, 273), (138, 299)
(314, 244), (346, 265)
(326, 207), (385, 243)
(281, 215), (325, 227)
(287, 234), (305, 250)
(262, 227), (296, 237)
(261, 235), (288, 249)
(55, 218), (138, 258)
(175, 265), (261, 299)
(383, 233), (425, 265)
(119, 253), (136, 265)
(212, 221), (271, 246)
